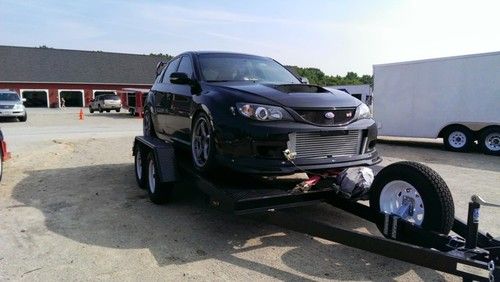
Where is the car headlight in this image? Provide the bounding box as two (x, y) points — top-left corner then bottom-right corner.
(236, 103), (293, 121)
(13, 103), (24, 110)
(357, 103), (371, 119)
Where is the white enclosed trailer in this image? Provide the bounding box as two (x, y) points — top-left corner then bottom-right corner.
(373, 51), (500, 154)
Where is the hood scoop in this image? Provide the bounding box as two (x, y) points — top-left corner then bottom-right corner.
(269, 84), (329, 94)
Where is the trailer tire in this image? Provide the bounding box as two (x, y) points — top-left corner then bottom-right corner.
(370, 161), (455, 236)
(146, 152), (172, 205)
(443, 125), (473, 152)
(479, 127), (500, 156)
(134, 145), (147, 189)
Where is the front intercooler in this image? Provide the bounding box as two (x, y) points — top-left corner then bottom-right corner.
(287, 131), (363, 159)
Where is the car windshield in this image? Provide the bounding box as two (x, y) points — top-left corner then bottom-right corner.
(199, 54), (301, 84)
(102, 95), (120, 100)
(0, 92), (20, 101)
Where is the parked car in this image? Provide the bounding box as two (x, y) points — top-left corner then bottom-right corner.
(89, 94), (122, 113)
(0, 90), (27, 122)
(144, 52), (380, 174)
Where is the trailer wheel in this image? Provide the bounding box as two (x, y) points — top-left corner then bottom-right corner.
(146, 152), (172, 204)
(370, 161), (455, 235)
(134, 146), (146, 189)
(443, 125), (473, 152)
(479, 127), (500, 156)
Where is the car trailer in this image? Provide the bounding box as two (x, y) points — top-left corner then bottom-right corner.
(133, 135), (499, 281)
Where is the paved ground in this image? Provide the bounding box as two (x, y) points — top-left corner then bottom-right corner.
(0, 109), (498, 281)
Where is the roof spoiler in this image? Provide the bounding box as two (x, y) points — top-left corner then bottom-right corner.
(155, 61), (167, 77)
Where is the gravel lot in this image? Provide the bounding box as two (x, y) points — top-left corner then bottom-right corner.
(0, 109), (498, 281)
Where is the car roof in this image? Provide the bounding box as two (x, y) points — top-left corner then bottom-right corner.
(182, 51), (270, 59)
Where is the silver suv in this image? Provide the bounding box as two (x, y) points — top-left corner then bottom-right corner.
(0, 90), (27, 122)
(89, 94), (122, 113)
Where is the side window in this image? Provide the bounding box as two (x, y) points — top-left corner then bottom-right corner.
(161, 58), (181, 83)
(177, 56), (194, 78)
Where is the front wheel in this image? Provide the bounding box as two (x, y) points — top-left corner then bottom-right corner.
(191, 113), (217, 173)
(370, 161), (455, 236)
(479, 127), (500, 156)
(116, 108), (121, 113)
(18, 113), (27, 122)
(146, 152), (172, 204)
(143, 109), (157, 137)
(89, 107), (94, 113)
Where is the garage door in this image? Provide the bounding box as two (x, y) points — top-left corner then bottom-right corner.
(59, 90), (84, 107)
(21, 90), (48, 107)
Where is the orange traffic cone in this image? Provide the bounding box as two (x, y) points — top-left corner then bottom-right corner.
(79, 109), (84, 120)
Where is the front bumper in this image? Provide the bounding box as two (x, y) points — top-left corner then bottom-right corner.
(0, 110), (26, 117)
(214, 117), (380, 174)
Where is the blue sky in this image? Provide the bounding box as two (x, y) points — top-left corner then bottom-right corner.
(1, 0), (499, 75)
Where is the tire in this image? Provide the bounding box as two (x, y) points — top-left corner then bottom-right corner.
(116, 109), (121, 113)
(146, 152), (172, 204)
(98, 105), (103, 113)
(191, 112), (217, 173)
(443, 125), (473, 152)
(106, 110), (110, 113)
(19, 113), (27, 122)
(143, 109), (157, 138)
(89, 107), (94, 114)
(479, 127), (500, 156)
(134, 145), (147, 189)
(370, 161), (455, 236)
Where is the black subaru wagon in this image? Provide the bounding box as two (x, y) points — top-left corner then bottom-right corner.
(144, 52), (380, 174)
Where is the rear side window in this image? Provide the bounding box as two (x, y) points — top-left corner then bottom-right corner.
(162, 57), (181, 83)
(177, 56), (194, 78)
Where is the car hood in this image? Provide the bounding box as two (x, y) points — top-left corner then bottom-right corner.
(211, 83), (361, 108)
(0, 101), (21, 106)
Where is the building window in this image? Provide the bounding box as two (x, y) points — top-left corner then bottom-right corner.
(20, 89), (49, 108)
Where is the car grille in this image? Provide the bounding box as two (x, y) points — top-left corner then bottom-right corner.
(288, 131), (362, 159)
(0, 105), (14, 109)
(294, 108), (356, 126)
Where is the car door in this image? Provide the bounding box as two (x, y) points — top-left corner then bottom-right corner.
(167, 55), (195, 143)
(152, 57), (181, 135)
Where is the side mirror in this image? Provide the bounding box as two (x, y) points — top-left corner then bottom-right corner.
(22, 98), (27, 102)
(300, 77), (310, 84)
(170, 72), (191, 85)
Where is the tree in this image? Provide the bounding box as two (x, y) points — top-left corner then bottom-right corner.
(286, 66), (372, 86)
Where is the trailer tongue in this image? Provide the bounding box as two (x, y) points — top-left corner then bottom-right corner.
(133, 136), (499, 281)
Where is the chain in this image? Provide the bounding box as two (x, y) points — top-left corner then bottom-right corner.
(488, 260), (495, 282)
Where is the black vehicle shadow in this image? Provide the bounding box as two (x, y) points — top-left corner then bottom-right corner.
(0, 117), (23, 123)
(11, 163), (447, 281)
(85, 112), (137, 120)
